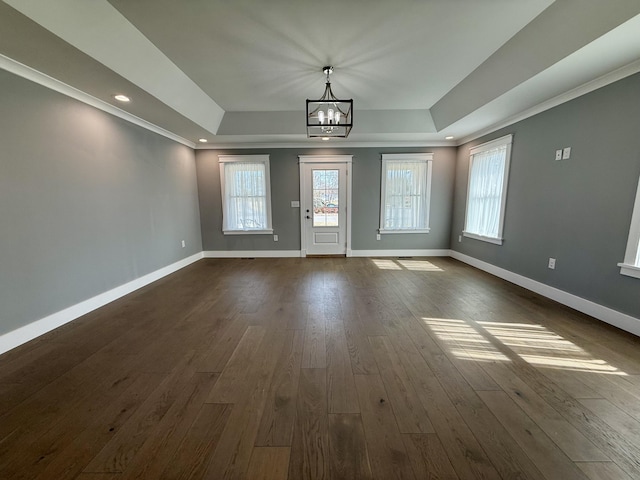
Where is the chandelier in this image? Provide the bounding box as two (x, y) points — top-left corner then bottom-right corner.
(306, 66), (353, 138)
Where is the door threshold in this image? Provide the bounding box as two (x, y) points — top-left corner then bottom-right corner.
(305, 254), (347, 258)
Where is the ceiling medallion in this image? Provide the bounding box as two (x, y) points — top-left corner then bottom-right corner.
(306, 66), (353, 138)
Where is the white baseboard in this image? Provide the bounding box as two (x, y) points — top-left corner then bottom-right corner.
(203, 250), (302, 258)
(350, 249), (451, 257)
(0, 252), (204, 355)
(450, 250), (640, 337)
(4, 248), (638, 355)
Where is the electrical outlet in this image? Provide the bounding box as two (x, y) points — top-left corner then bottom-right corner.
(458, 235), (462, 243)
(555, 150), (562, 161)
(562, 147), (571, 159)
(376, 233), (381, 241)
(273, 234), (279, 242)
(291, 200), (300, 208)
(181, 240), (185, 248)
(548, 257), (556, 269)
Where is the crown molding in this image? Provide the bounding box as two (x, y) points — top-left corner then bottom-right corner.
(458, 58), (640, 146)
(195, 140), (456, 150)
(0, 53), (195, 148)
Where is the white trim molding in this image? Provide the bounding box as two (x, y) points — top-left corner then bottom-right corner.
(0, 252), (204, 355)
(0, 54), (195, 148)
(203, 250), (302, 258)
(351, 249), (451, 257)
(451, 250), (640, 338)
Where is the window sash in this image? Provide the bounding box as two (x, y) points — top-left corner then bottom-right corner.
(463, 135), (512, 244)
(219, 156), (273, 234)
(379, 154), (432, 233)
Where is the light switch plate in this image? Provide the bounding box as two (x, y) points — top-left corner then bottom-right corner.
(555, 150), (562, 161)
(291, 200), (300, 207)
(562, 147), (571, 160)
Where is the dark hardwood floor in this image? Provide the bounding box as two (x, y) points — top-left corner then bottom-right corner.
(1, 257), (639, 479)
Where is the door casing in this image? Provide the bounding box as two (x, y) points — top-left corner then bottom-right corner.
(299, 155), (353, 257)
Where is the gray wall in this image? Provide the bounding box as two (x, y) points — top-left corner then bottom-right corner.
(451, 73), (640, 318)
(0, 70), (202, 336)
(195, 147), (456, 252)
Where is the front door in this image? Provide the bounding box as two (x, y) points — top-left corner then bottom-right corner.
(299, 156), (352, 256)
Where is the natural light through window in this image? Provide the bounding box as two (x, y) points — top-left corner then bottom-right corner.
(463, 134), (512, 245)
(424, 318), (510, 362)
(219, 155), (273, 234)
(379, 153), (433, 234)
(370, 259), (443, 271)
(423, 317), (625, 375)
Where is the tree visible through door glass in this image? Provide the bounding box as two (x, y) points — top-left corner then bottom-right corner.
(312, 170), (339, 227)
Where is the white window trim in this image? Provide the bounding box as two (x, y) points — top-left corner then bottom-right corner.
(462, 134), (513, 245)
(219, 154), (273, 235)
(618, 176), (640, 279)
(379, 153), (433, 234)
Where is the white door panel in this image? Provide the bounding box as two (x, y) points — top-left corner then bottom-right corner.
(299, 156), (352, 256)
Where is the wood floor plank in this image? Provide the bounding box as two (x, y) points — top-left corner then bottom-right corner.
(197, 313), (249, 372)
(159, 403), (232, 480)
(368, 335), (434, 434)
(328, 414), (372, 480)
(301, 307), (327, 368)
(402, 434), (459, 480)
(116, 373), (221, 479)
(245, 447), (291, 480)
(288, 368), (330, 480)
(578, 398), (640, 444)
(577, 462), (633, 480)
(479, 390), (589, 480)
(384, 328), (501, 480)
(353, 374), (416, 480)
(201, 330), (287, 480)
(27, 372), (166, 480)
(402, 317), (546, 480)
(206, 326), (267, 403)
(476, 357), (609, 462)
(256, 330), (304, 446)
(326, 319), (360, 414)
(83, 356), (199, 473)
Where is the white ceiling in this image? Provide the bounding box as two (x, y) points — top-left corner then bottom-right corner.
(1, 0), (640, 147)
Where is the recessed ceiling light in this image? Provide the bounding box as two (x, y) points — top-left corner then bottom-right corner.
(198, 138), (208, 143)
(445, 136), (454, 140)
(114, 94), (130, 103)
(322, 137), (330, 141)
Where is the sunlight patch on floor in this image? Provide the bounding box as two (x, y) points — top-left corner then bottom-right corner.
(478, 320), (626, 375)
(424, 318), (510, 362)
(370, 258), (443, 272)
(422, 317), (626, 375)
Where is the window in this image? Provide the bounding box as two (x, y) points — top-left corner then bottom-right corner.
(379, 153), (433, 234)
(618, 175), (640, 279)
(219, 155), (273, 234)
(463, 134), (513, 245)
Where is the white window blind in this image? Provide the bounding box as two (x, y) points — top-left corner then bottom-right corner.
(618, 175), (640, 279)
(463, 135), (512, 245)
(379, 154), (433, 234)
(219, 155), (273, 234)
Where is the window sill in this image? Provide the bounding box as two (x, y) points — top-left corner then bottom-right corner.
(618, 262), (640, 279)
(223, 229), (274, 235)
(379, 228), (430, 235)
(463, 232), (503, 245)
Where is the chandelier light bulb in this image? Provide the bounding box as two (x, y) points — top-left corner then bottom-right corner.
(328, 108), (334, 123)
(318, 110), (325, 124)
(335, 111), (341, 124)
